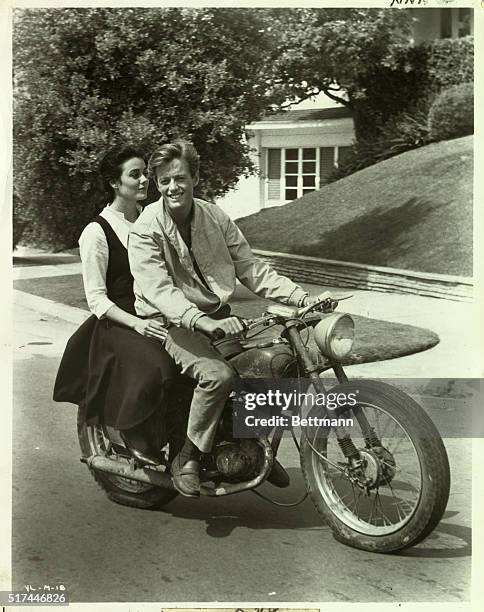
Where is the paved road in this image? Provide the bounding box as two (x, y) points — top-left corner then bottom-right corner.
(11, 302), (472, 603)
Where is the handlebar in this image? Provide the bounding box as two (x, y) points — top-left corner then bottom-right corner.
(209, 294), (353, 341)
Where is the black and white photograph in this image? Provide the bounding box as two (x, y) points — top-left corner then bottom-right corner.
(4, 0), (482, 608)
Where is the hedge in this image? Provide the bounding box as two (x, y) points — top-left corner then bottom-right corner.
(428, 82), (474, 141)
(354, 36), (473, 140)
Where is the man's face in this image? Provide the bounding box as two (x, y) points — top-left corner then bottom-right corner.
(155, 157), (199, 217)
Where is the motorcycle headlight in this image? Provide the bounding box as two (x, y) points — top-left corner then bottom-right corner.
(313, 313), (355, 361)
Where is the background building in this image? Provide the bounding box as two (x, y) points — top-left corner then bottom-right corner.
(218, 6), (474, 220)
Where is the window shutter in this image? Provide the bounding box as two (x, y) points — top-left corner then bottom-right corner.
(338, 146), (352, 167)
(267, 149), (281, 200)
(319, 147), (335, 184)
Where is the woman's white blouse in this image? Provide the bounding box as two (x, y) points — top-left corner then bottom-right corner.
(79, 206), (137, 319)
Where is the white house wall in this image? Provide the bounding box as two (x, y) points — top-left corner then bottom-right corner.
(216, 138), (261, 220)
(217, 118), (355, 219)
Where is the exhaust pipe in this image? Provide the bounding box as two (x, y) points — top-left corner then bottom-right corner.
(81, 454), (175, 490)
(82, 438), (273, 497)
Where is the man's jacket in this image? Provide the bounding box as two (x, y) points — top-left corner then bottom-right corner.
(128, 197), (307, 329)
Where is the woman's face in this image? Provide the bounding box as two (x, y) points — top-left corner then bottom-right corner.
(112, 157), (149, 202)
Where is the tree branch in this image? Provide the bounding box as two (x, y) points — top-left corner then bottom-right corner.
(320, 88), (348, 106)
(277, 89), (323, 110)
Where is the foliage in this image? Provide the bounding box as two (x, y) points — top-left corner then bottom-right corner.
(14, 7), (474, 249)
(268, 11), (473, 142)
(426, 36), (474, 91)
(428, 83), (474, 142)
(332, 106), (431, 180)
(325, 36), (473, 179)
(266, 8), (413, 139)
(13, 7), (275, 249)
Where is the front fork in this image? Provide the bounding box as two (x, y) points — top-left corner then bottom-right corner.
(285, 325), (382, 463)
(333, 364), (383, 449)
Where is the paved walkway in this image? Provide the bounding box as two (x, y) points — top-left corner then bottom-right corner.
(12, 249), (480, 383)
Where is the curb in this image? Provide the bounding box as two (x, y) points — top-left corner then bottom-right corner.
(254, 249), (473, 302)
(14, 290), (90, 325)
(322, 375), (475, 399)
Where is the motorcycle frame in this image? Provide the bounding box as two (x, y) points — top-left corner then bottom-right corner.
(85, 309), (375, 496)
(268, 319), (376, 463)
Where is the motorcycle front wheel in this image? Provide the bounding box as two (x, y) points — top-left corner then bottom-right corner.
(300, 380), (450, 552)
(77, 408), (179, 509)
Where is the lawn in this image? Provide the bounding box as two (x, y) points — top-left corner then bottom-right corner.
(14, 274), (439, 365)
(237, 136), (473, 277)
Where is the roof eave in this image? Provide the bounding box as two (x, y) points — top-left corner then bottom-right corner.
(246, 118), (354, 130)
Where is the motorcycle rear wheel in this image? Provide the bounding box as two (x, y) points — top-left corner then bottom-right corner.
(300, 380), (450, 552)
(77, 408), (179, 509)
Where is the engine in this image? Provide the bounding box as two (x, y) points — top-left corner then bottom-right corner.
(212, 439), (264, 482)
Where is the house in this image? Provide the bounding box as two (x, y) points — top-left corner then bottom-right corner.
(216, 107), (355, 219)
(218, 7), (474, 220)
(247, 107), (354, 210)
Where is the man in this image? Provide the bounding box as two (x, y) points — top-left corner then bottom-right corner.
(128, 140), (324, 497)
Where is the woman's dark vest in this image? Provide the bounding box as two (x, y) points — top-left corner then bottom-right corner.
(94, 215), (136, 315)
(52, 215), (135, 403)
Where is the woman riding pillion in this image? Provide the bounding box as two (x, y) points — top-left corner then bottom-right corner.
(54, 145), (175, 465)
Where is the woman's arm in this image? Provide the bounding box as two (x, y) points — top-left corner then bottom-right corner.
(104, 304), (168, 341)
(79, 223), (167, 342)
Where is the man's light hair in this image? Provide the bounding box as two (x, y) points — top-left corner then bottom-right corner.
(148, 140), (200, 180)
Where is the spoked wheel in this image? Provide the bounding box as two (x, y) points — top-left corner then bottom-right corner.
(300, 380), (450, 552)
(77, 408), (179, 509)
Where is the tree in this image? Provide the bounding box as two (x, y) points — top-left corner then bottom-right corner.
(265, 8), (415, 139)
(13, 7), (431, 249)
(13, 7), (275, 249)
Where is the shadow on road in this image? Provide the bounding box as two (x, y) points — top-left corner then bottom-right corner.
(399, 512), (471, 559)
(152, 471), (471, 559)
(158, 467), (330, 536)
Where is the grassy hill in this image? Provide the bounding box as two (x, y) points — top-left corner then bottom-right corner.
(237, 136), (473, 277)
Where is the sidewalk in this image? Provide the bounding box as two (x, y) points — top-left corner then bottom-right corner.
(13, 247), (82, 280)
(12, 248), (481, 384)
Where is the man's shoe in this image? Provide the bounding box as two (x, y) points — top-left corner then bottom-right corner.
(171, 453), (200, 498)
(267, 459), (290, 488)
(120, 431), (162, 468)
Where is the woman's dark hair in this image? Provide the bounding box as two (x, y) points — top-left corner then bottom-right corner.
(99, 144), (145, 201)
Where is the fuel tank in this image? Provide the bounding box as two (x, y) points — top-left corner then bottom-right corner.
(228, 344), (297, 378)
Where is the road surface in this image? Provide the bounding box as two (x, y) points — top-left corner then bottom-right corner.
(11, 302), (472, 603)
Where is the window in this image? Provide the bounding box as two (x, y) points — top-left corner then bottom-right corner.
(266, 147), (320, 202)
(266, 146), (349, 202)
(283, 147), (317, 200)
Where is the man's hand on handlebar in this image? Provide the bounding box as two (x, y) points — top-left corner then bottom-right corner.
(302, 291), (334, 310)
(195, 315), (245, 339)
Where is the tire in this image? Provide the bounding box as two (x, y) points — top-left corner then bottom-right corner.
(77, 408), (179, 509)
(300, 380), (450, 553)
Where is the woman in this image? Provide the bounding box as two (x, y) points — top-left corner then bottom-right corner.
(54, 145), (175, 466)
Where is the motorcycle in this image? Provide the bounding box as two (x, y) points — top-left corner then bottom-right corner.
(78, 296), (450, 553)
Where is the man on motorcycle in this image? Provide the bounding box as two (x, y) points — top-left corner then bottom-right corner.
(128, 140), (322, 497)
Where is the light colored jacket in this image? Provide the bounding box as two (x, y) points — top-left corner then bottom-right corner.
(128, 197), (307, 329)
